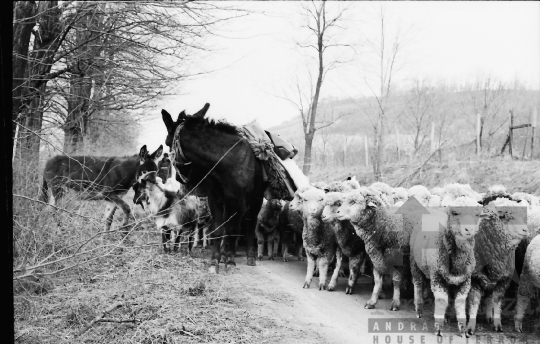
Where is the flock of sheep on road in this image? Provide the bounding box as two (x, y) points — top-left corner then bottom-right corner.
(137, 158), (540, 338)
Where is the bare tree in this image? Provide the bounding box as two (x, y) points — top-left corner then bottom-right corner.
(361, 5), (411, 180)
(460, 75), (510, 153)
(280, 0), (351, 176)
(398, 78), (440, 154)
(13, 1), (249, 162)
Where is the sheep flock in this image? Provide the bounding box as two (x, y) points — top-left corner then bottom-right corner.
(277, 178), (540, 338)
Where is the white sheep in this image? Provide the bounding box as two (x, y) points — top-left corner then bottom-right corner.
(511, 192), (540, 209)
(408, 185), (431, 206)
(514, 235), (540, 333)
(391, 187), (408, 205)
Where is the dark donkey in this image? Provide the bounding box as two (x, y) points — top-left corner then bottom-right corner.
(162, 104), (266, 272)
(41, 145), (163, 233)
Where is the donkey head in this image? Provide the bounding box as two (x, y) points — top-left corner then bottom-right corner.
(161, 103), (210, 148)
(132, 144), (163, 209)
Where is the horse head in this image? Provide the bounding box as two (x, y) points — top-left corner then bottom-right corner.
(162, 103), (210, 148)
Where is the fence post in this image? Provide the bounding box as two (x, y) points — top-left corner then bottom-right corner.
(365, 135), (369, 166)
(476, 112), (481, 156)
(509, 110), (514, 157)
(532, 106), (537, 159)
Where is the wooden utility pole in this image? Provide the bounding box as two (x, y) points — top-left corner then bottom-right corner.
(532, 107), (537, 158)
(365, 135), (369, 166)
(476, 113), (481, 156)
(509, 110), (514, 156)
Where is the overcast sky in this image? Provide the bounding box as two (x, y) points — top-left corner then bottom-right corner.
(138, 1), (540, 153)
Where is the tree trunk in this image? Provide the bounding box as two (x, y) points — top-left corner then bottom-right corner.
(64, 71), (92, 154)
(12, 1), (37, 147)
(63, 5), (100, 154)
(17, 1), (62, 168)
(302, 133), (314, 176)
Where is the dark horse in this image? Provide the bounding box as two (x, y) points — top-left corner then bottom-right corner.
(162, 104), (266, 272)
(42, 145), (163, 234)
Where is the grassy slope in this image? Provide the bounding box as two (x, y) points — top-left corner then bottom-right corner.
(309, 157), (540, 195)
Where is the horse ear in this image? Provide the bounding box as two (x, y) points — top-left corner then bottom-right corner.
(150, 145), (163, 160)
(139, 145), (148, 163)
(162, 110), (174, 130)
(178, 110), (187, 122)
(193, 103), (210, 118)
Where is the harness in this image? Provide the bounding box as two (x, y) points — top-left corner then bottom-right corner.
(171, 123), (191, 183)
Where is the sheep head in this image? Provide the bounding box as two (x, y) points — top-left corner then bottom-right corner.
(321, 192), (344, 222)
(335, 190), (366, 223)
(446, 204), (489, 241)
(290, 185), (311, 211)
(298, 187), (326, 219)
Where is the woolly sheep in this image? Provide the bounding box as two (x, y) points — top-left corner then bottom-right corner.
(321, 192), (369, 294)
(336, 190), (413, 311)
(408, 185), (432, 206)
(297, 187), (342, 291)
(391, 187), (408, 204)
(410, 198), (487, 337)
(278, 201), (304, 262)
(342, 178), (361, 190)
(514, 235), (540, 333)
(512, 192), (540, 209)
(311, 181), (329, 190)
(466, 197), (529, 335)
(427, 195), (442, 208)
(255, 199), (284, 261)
(430, 187), (444, 198)
(370, 182), (393, 198)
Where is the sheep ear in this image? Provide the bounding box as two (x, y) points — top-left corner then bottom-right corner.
(298, 192), (305, 199)
(367, 201), (377, 209)
(352, 176), (357, 181)
(323, 187), (330, 193)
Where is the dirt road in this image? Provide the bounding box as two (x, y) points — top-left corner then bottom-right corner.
(226, 252), (540, 344)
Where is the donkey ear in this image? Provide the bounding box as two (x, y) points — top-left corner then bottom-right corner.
(139, 145), (148, 163)
(178, 110), (187, 122)
(193, 103), (210, 118)
(162, 110), (174, 130)
(150, 145), (163, 160)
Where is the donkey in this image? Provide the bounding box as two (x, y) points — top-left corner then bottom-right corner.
(161, 104), (266, 273)
(41, 145), (162, 234)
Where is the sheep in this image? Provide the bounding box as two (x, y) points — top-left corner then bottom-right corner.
(321, 191), (369, 294)
(465, 196), (529, 335)
(297, 187), (342, 291)
(336, 189), (413, 311)
(430, 187), (444, 198)
(371, 182), (394, 205)
(440, 183), (482, 206)
(255, 199), (284, 261)
(514, 235), (540, 332)
(342, 178), (361, 190)
(410, 197), (487, 337)
(278, 201), (304, 262)
(391, 187), (409, 205)
(512, 192), (540, 208)
(137, 171), (200, 253)
(427, 194), (442, 208)
(326, 181), (352, 193)
(408, 185), (432, 206)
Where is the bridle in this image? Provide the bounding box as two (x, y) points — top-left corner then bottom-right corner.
(171, 122), (191, 184)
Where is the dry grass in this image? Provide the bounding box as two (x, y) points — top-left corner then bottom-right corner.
(12, 156), (303, 344)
